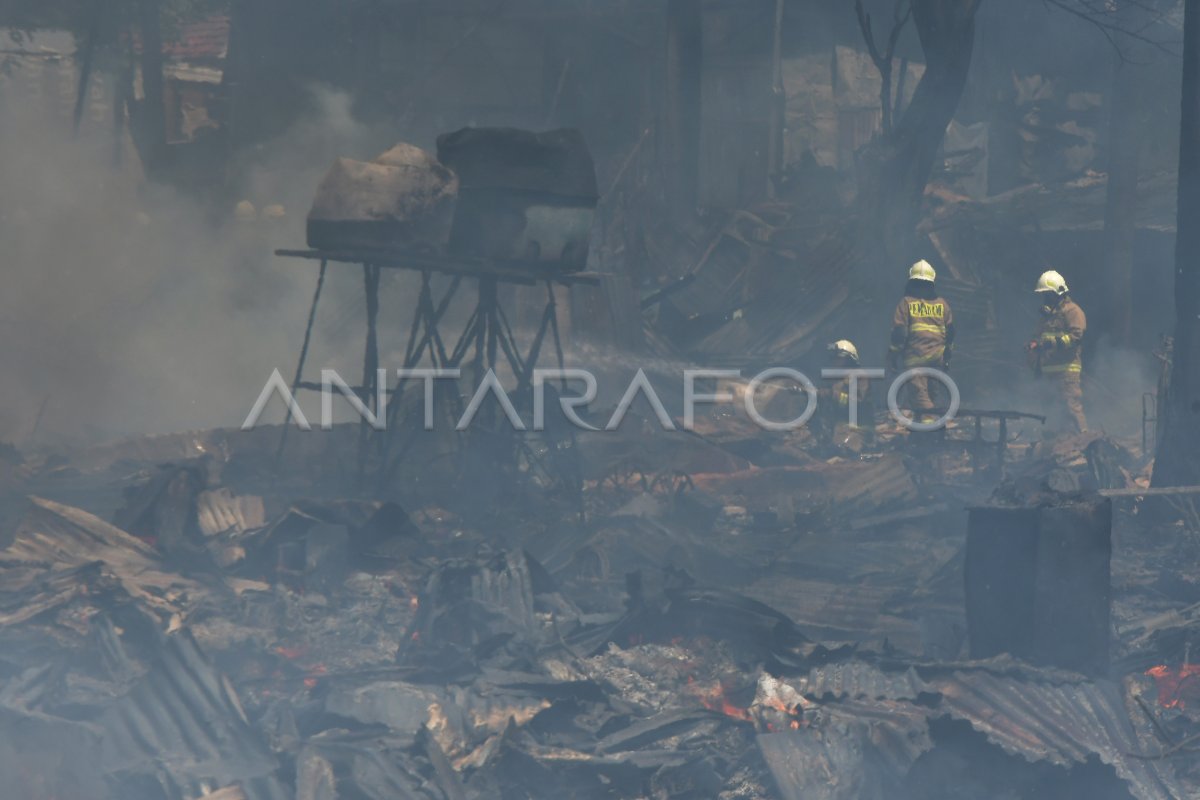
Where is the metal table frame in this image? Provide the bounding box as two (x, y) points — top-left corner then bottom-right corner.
(274, 247), (600, 503)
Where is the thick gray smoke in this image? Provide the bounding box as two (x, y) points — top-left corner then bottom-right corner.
(0, 83), (403, 446)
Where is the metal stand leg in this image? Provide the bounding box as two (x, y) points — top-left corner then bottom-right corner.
(276, 259), (327, 464)
(356, 264), (382, 481)
(545, 282), (585, 519)
(378, 272), (464, 486)
(275, 252), (595, 516)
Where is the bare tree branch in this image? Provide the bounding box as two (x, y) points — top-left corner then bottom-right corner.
(1043, 0), (1182, 59)
(855, 0), (913, 135)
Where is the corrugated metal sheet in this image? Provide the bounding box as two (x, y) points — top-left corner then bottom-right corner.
(930, 671), (1184, 800)
(826, 454), (920, 510)
(99, 629), (290, 800)
(646, 204), (862, 367)
(0, 618), (287, 799)
(743, 577), (921, 651)
(197, 488), (266, 536)
(758, 695), (933, 800)
(823, 697), (934, 775)
(758, 233), (861, 364)
(758, 663), (1185, 800)
(0, 497), (206, 618)
(794, 661), (930, 702)
(691, 228), (859, 366)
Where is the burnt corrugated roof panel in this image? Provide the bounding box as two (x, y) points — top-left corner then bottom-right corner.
(931, 671), (1185, 800)
(767, 664), (1187, 799)
(99, 630), (289, 800)
(1, 497), (207, 619)
(795, 661), (930, 702)
(758, 696), (933, 800)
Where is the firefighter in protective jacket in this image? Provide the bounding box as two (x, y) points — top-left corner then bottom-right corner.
(1027, 270), (1087, 433)
(813, 340), (874, 452)
(887, 260), (955, 419)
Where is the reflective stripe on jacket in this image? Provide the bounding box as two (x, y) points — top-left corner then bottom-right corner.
(1034, 298), (1086, 374)
(891, 296), (954, 368)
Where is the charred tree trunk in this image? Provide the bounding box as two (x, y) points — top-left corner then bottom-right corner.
(1153, 0), (1200, 487)
(1099, 54), (1142, 349)
(855, 0), (912, 137)
(856, 0), (982, 265)
(132, 0), (167, 172)
(664, 0), (702, 217)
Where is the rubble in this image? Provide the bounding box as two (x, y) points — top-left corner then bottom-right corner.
(10, 0), (1200, 795)
(0, 416), (1191, 799)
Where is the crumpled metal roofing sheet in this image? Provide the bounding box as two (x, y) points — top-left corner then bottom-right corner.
(767, 662), (1187, 800)
(99, 630), (289, 800)
(931, 671), (1184, 800)
(795, 661), (930, 702)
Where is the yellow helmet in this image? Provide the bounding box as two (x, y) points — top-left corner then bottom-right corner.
(908, 259), (936, 283)
(828, 339), (860, 362)
(1034, 270), (1069, 295)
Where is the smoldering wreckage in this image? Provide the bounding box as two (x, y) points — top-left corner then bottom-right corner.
(2, 0), (1200, 788)
(0, 122), (1194, 800)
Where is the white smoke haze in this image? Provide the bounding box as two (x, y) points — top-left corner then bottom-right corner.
(0, 84), (418, 447)
(1083, 343), (1159, 441)
(0, 63), (1165, 449)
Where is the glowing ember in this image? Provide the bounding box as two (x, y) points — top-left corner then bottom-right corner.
(684, 673), (810, 731)
(303, 663), (329, 688)
(764, 720), (802, 732)
(1145, 664), (1200, 709)
(690, 679), (753, 722)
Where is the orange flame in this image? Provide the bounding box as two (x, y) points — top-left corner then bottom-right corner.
(1145, 664), (1200, 709)
(689, 679), (753, 722)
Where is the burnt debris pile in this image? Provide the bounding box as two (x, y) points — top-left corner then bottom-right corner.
(0, 419), (1193, 800)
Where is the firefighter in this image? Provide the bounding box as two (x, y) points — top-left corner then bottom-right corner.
(887, 260), (955, 421)
(813, 340), (874, 453)
(1027, 270), (1087, 433)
